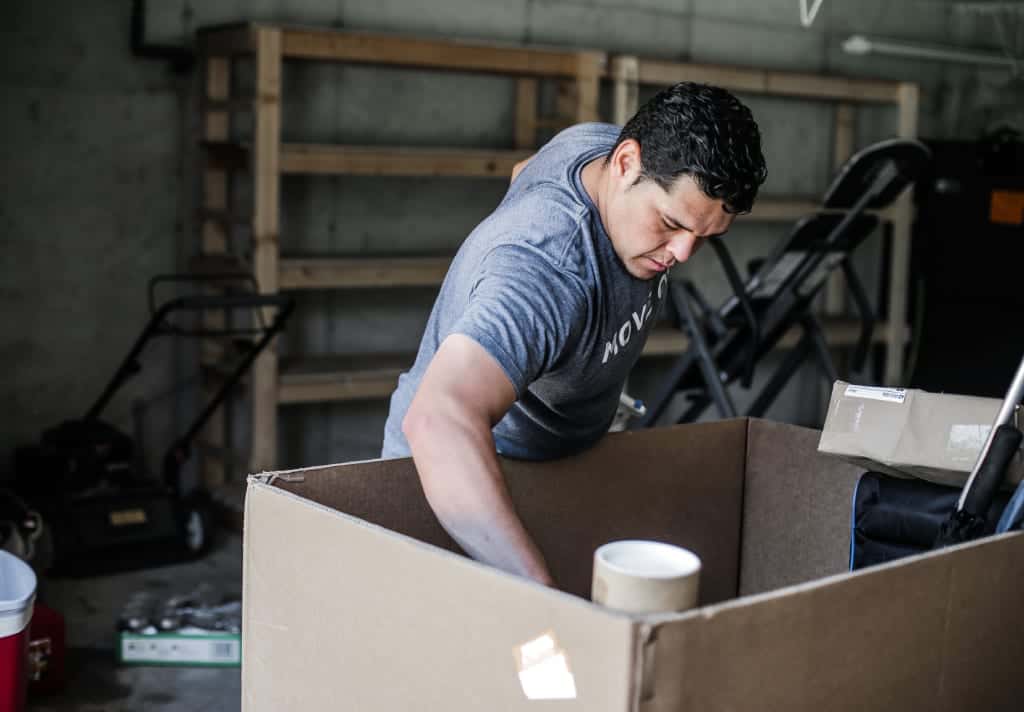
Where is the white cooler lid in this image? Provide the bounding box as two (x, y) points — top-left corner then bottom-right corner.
(0, 550), (37, 637)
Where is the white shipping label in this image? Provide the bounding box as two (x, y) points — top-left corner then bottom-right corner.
(844, 384), (907, 404)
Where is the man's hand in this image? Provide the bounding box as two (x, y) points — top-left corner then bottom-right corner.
(402, 334), (554, 586)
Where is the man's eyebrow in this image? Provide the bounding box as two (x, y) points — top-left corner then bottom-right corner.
(662, 213), (686, 230)
(663, 212), (727, 239)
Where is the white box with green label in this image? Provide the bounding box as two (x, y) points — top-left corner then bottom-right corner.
(119, 628), (241, 667)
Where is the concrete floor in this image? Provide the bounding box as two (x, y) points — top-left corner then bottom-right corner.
(27, 533), (243, 712)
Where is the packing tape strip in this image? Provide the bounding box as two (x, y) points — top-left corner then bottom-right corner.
(248, 472), (306, 486)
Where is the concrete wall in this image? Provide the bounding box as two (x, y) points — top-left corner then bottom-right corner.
(3, 0), (1021, 480)
(1, 1), (191, 483)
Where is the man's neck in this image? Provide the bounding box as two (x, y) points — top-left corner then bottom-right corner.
(581, 155), (608, 224)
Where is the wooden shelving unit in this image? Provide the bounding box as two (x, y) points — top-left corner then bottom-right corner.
(195, 24), (606, 480)
(278, 256), (453, 290)
(194, 23), (919, 483)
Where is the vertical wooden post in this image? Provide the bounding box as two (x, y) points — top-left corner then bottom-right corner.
(554, 79), (577, 125)
(514, 79), (538, 149)
(611, 55), (640, 126)
(552, 52), (605, 129)
(884, 82), (919, 385)
(250, 27), (282, 473)
(573, 51), (604, 123)
(824, 102), (855, 316)
(574, 77), (598, 124)
(199, 55), (232, 489)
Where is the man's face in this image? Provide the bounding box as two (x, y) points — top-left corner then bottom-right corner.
(602, 140), (735, 280)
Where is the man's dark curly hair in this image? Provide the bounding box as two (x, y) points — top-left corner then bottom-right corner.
(610, 82), (767, 214)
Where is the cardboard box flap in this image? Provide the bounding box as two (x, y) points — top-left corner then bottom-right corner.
(252, 456), (458, 554)
(242, 483), (640, 711)
(740, 419), (864, 595)
(638, 532), (1024, 711)
(262, 419), (748, 604)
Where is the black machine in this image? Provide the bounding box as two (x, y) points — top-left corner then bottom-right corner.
(908, 130), (1024, 397)
(638, 138), (933, 427)
(14, 275), (293, 576)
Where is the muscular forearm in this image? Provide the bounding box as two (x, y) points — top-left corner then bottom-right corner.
(404, 405), (553, 585)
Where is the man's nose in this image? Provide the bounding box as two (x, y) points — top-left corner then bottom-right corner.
(666, 233), (699, 264)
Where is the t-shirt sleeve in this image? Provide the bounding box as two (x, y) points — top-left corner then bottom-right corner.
(451, 244), (586, 398)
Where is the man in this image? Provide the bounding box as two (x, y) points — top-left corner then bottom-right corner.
(382, 82), (767, 585)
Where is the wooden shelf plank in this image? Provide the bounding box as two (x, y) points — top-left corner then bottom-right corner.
(194, 252), (451, 290)
(742, 199), (821, 222)
(276, 27), (607, 78)
(280, 256), (451, 289)
(201, 141), (851, 228)
(280, 144), (531, 177)
(632, 59), (901, 103)
(279, 354), (411, 404)
(206, 141), (532, 177)
(206, 141), (827, 219)
(643, 319), (905, 357)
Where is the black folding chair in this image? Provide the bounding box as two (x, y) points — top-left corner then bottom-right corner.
(638, 138), (932, 427)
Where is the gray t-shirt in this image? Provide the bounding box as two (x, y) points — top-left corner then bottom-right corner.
(382, 122), (669, 460)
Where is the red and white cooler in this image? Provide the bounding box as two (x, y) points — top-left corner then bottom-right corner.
(0, 550), (36, 712)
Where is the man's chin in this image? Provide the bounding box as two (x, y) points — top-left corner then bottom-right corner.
(629, 261), (665, 281)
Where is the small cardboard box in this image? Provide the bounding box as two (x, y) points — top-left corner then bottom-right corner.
(242, 419), (1024, 711)
(818, 381), (1024, 488)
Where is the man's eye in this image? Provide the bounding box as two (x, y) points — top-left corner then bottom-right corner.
(662, 219), (677, 230)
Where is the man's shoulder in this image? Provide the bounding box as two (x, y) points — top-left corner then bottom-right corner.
(483, 182), (588, 259)
(479, 239), (589, 297)
(519, 123), (619, 182)
(544, 122), (621, 150)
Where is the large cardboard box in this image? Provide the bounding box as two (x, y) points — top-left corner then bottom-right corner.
(818, 381), (1024, 488)
(242, 419), (1024, 711)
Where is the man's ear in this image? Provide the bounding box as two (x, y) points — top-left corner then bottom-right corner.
(610, 138), (643, 184)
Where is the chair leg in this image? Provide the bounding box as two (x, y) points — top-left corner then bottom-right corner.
(673, 281), (737, 418)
